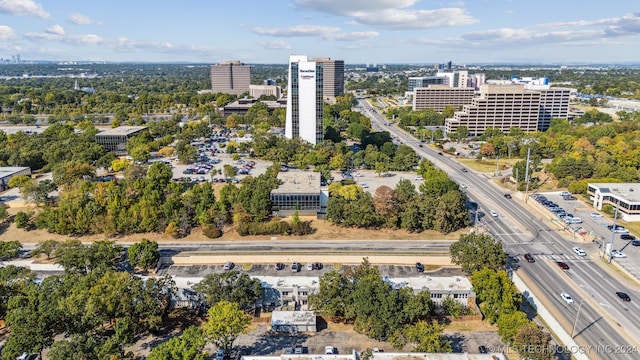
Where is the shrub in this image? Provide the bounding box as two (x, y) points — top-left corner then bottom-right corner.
(291, 221), (315, 236)
(203, 226), (223, 239)
(14, 211), (31, 229)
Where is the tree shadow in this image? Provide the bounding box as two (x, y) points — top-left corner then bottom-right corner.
(236, 331), (309, 355)
(445, 332), (466, 353)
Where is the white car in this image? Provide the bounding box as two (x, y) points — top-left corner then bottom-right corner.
(573, 247), (586, 256)
(414, 176), (423, 181)
(361, 183), (369, 188)
(561, 292), (574, 304)
(590, 212), (603, 218)
(560, 191), (571, 196)
(306, 262), (313, 271)
(325, 346), (336, 354)
(460, 184), (467, 189)
(611, 250), (627, 258)
(490, 210), (498, 217)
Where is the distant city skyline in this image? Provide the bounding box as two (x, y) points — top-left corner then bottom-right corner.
(0, 0), (639, 64)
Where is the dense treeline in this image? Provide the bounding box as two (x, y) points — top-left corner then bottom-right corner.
(309, 259), (451, 352)
(326, 160), (470, 233)
(0, 239), (174, 359)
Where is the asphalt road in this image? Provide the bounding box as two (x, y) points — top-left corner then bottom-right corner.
(357, 98), (640, 359)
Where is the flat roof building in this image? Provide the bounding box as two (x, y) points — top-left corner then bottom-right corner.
(249, 84), (282, 99)
(271, 171), (321, 216)
(223, 98), (286, 118)
(95, 126), (148, 155)
(413, 85), (476, 112)
(271, 311), (316, 333)
(537, 87), (571, 131)
(0, 166), (31, 191)
(310, 57), (345, 104)
(445, 84), (541, 137)
(211, 60), (251, 95)
(588, 183), (640, 222)
(285, 55), (324, 145)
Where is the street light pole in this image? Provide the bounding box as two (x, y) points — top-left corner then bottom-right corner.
(571, 297), (585, 338)
(608, 200), (619, 263)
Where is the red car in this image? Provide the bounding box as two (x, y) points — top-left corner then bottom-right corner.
(524, 253), (535, 263)
(556, 262), (570, 270)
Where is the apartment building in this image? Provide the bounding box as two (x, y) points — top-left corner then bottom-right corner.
(210, 60), (251, 95)
(445, 84), (541, 136)
(412, 85), (476, 112)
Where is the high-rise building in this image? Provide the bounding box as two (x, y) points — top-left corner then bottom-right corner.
(445, 84), (541, 136)
(210, 60), (251, 95)
(249, 84), (281, 99)
(537, 87), (571, 131)
(285, 55), (324, 145)
(408, 76), (448, 92)
(310, 57), (344, 104)
(413, 85), (476, 112)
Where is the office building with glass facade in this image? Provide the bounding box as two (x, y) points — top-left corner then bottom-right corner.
(285, 55), (324, 145)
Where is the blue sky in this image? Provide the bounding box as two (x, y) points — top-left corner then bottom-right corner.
(0, 0), (639, 64)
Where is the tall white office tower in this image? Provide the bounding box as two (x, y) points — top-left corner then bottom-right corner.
(285, 55), (324, 145)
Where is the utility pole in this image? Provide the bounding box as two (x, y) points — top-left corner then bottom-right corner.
(571, 297), (585, 338)
(524, 147), (531, 203)
(608, 201), (619, 263)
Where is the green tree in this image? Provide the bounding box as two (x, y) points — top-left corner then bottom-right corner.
(512, 325), (554, 360)
(497, 311), (534, 344)
(54, 239), (89, 274)
(390, 320), (452, 353)
(308, 271), (354, 321)
(203, 300), (252, 352)
(450, 233), (507, 273)
(0, 240), (22, 260)
(471, 268), (522, 324)
(147, 326), (208, 360)
(32, 239), (60, 259)
(193, 271), (262, 309)
(127, 239), (160, 272)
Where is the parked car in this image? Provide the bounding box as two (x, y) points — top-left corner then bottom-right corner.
(524, 253), (535, 263)
(306, 263), (313, 271)
(275, 263), (285, 270)
(414, 176), (423, 181)
(478, 345), (489, 354)
(590, 212), (604, 218)
(216, 349), (226, 360)
(609, 225), (629, 233)
(573, 247), (586, 256)
(460, 184), (467, 189)
(291, 261), (299, 272)
(312, 262), (324, 270)
(611, 250), (626, 258)
(561, 292), (574, 304)
(416, 262), (425, 272)
(560, 191), (571, 196)
(620, 234), (635, 241)
(556, 261), (570, 270)
(325, 346), (336, 354)
(616, 291), (631, 302)
(632, 240), (640, 246)
(223, 261), (234, 271)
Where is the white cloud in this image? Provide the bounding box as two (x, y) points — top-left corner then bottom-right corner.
(252, 25), (378, 42)
(0, 25), (17, 41)
(323, 31), (378, 41)
(252, 25), (341, 37)
(293, 0), (476, 29)
(63, 34), (105, 45)
(68, 13), (102, 25)
(46, 24), (65, 36)
(0, 0), (49, 19)
(294, 0), (417, 16)
(257, 40), (291, 50)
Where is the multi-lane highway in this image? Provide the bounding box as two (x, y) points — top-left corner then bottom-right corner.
(357, 98), (640, 360)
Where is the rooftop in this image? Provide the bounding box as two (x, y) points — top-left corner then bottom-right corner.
(95, 126), (147, 136)
(590, 183), (640, 203)
(272, 171), (320, 194)
(0, 166), (30, 178)
(271, 310), (316, 326)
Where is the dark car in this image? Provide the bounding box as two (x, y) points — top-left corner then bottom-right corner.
(524, 253), (535, 263)
(632, 240), (640, 246)
(416, 262), (425, 272)
(437, 152), (443, 155)
(504, 194), (512, 199)
(556, 261), (570, 270)
(461, 168), (468, 172)
(312, 262), (324, 270)
(478, 345), (489, 354)
(275, 263), (285, 270)
(621, 234), (635, 241)
(616, 292), (631, 302)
